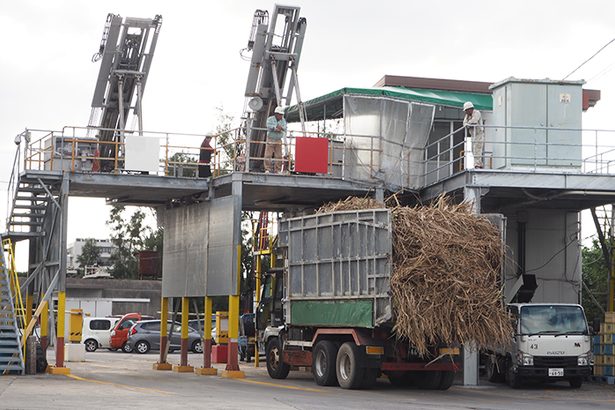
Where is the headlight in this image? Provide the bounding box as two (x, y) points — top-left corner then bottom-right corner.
(578, 354), (591, 366)
(517, 352), (533, 366)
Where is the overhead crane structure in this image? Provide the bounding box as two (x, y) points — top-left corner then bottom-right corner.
(89, 13), (162, 170)
(242, 5), (308, 171)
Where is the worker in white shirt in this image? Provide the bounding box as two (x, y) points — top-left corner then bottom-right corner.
(463, 101), (484, 168)
(265, 106), (287, 173)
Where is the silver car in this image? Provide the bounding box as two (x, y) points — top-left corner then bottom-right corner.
(125, 320), (202, 354)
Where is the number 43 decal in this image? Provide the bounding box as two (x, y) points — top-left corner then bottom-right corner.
(529, 343), (539, 350)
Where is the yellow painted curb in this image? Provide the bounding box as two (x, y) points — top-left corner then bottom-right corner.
(172, 365), (194, 373)
(47, 366), (71, 375)
(153, 362), (173, 371)
(221, 370), (246, 379)
(194, 367), (218, 376)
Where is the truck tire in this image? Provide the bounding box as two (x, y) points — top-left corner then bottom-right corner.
(415, 371), (442, 390)
(266, 337), (290, 379)
(569, 377), (583, 388)
(336, 342), (366, 389)
(438, 371), (455, 390)
(312, 340), (339, 386)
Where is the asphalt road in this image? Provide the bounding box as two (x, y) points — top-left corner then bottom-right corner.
(0, 350), (614, 409)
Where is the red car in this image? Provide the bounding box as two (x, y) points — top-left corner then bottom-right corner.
(110, 313), (153, 352)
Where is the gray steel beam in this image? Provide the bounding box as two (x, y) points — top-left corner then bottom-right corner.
(462, 185), (481, 386)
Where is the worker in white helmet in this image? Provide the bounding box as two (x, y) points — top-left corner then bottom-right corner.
(264, 106), (287, 173)
(463, 101), (484, 168)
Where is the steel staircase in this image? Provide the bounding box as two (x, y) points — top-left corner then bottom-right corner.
(6, 175), (62, 243)
(0, 236), (24, 375)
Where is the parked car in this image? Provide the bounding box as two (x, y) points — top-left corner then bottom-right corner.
(110, 313), (154, 353)
(188, 315), (217, 344)
(82, 316), (120, 352)
(125, 320), (202, 354)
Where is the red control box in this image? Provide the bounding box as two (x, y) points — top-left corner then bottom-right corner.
(294, 137), (329, 174)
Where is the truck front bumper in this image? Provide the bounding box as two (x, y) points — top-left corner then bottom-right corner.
(515, 366), (591, 378)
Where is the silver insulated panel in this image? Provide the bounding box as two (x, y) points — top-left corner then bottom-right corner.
(160, 196), (237, 298)
(279, 209), (393, 326)
(160, 202), (209, 297)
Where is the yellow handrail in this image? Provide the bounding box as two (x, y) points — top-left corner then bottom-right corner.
(2, 238), (26, 360)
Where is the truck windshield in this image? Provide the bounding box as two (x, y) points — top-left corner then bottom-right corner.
(520, 305), (588, 335)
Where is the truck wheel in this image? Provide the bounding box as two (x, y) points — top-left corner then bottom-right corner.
(312, 340), (339, 386)
(569, 377), (583, 388)
(415, 371), (442, 390)
(438, 371), (455, 390)
(122, 342), (133, 353)
(336, 342), (366, 389)
(266, 337), (290, 379)
(486, 355), (505, 383)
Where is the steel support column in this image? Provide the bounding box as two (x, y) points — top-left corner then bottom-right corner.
(40, 301), (49, 353)
(195, 296), (217, 375)
(222, 178), (246, 378)
(153, 296), (171, 370)
(53, 174), (69, 372)
(463, 186), (481, 386)
(172, 297), (193, 372)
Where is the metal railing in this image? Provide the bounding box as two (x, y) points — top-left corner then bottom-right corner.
(9, 123), (615, 201)
(424, 124), (615, 185)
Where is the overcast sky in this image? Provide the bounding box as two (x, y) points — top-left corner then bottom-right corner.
(1, 0), (614, 263)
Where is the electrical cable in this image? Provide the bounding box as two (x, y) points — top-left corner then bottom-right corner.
(563, 37), (615, 80)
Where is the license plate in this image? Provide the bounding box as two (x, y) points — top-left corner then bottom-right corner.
(548, 368), (564, 377)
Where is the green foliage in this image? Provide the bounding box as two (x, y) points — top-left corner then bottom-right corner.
(582, 239), (608, 324)
(76, 238), (101, 269)
(214, 107), (237, 173)
(168, 152), (197, 177)
(107, 206), (161, 279)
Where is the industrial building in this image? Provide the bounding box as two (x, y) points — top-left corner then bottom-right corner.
(1, 4), (613, 392)
(66, 238), (116, 272)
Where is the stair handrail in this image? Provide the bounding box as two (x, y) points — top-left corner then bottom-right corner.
(3, 238), (26, 332)
(0, 235), (25, 374)
(5, 130), (30, 231)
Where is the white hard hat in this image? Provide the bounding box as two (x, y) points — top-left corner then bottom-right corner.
(463, 101), (474, 111)
(274, 106), (285, 115)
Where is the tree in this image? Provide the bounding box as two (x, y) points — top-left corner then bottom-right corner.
(76, 238), (101, 275)
(168, 152), (197, 177)
(107, 205), (160, 279)
(214, 107), (238, 174)
(581, 239), (608, 325)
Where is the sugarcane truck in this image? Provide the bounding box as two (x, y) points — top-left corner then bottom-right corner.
(255, 209), (460, 389)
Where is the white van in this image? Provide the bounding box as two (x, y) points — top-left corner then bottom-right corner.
(82, 317), (120, 352)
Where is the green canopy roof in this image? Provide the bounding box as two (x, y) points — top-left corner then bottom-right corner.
(286, 86), (493, 123)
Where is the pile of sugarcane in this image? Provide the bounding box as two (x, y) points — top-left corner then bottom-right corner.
(318, 196), (512, 356)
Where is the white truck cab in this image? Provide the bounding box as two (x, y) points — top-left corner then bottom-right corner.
(487, 303), (592, 388)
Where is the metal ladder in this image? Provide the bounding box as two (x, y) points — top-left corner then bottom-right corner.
(0, 236), (25, 375)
